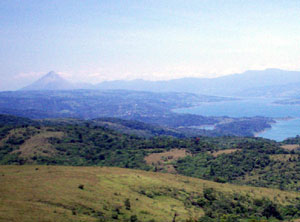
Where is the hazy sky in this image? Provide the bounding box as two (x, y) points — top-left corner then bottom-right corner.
(1, 0), (300, 90)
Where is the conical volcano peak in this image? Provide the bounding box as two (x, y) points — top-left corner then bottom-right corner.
(45, 71), (58, 76)
(20, 71), (74, 91)
(42, 71), (62, 79)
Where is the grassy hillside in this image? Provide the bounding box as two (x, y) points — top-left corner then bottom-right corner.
(2, 115), (300, 192)
(1, 166), (300, 222)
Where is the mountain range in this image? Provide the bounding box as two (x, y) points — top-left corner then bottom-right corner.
(20, 69), (300, 97)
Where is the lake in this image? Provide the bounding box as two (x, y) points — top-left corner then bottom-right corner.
(258, 118), (300, 141)
(174, 98), (300, 141)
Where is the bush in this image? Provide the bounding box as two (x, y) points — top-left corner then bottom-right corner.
(203, 188), (216, 201)
(130, 215), (138, 222)
(125, 198), (131, 210)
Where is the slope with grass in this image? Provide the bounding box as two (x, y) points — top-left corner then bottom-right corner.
(1, 166), (300, 222)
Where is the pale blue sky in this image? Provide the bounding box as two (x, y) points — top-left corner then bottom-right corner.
(1, 0), (300, 90)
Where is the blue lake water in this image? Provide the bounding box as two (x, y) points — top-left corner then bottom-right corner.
(174, 98), (300, 141)
(258, 118), (300, 141)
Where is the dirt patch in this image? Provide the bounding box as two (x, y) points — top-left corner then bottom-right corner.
(281, 144), (300, 151)
(209, 149), (241, 157)
(12, 131), (64, 159)
(144, 148), (191, 173)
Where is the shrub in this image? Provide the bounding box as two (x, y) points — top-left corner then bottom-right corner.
(125, 198), (131, 210)
(130, 215), (138, 222)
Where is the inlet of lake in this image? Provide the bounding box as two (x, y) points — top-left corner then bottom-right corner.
(174, 98), (300, 141)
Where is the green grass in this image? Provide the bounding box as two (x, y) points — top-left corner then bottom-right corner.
(0, 166), (300, 222)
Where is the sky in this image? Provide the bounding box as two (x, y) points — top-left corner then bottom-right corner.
(0, 0), (300, 90)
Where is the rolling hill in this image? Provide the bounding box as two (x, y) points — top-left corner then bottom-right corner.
(0, 114), (299, 192)
(1, 166), (300, 222)
(1, 115), (300, 221)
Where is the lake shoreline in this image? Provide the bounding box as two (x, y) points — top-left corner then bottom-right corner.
(255, 117), (300, 141)
(174, 98), (300, 141)
(254, 117), (296, 137)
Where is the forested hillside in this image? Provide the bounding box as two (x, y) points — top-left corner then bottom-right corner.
(1, 114), (300, 192)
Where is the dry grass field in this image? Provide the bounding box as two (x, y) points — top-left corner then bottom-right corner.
(208, 148), (241, 157)
(144, 148), (191, 173)
(12, 130), (64, 159)
(281, 144), (300, 151)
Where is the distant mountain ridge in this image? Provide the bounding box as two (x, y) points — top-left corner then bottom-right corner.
(237, 81), (300, 98)
(20, 69), (300, 97)
(95, 68), (300, 96)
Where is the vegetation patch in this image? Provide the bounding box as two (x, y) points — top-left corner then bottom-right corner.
(270, 154), (299, 162)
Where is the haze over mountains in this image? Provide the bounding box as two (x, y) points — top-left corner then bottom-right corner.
(21, 71), (75, 91)
(95, 69), (300, 97)
(20, 69), (300, 97)
(21, 71), (94, 91)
